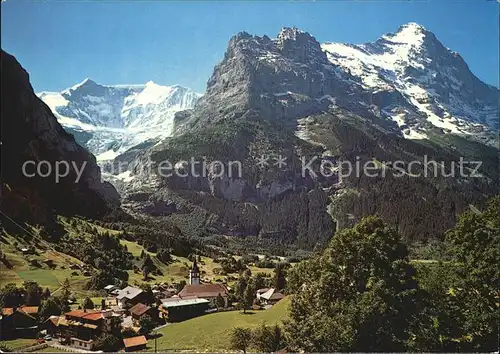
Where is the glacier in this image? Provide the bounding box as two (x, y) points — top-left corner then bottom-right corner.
(38, 79), (201, 161)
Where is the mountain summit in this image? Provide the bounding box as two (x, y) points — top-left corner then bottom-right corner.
(175, 23), (497, 144)
(38, 80), (201, 160)
(122, 23), (498, 246)
(323, 22), (498, 141)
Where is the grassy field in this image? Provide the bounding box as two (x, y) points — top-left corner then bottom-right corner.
(1, 217), (279, 301)
(0, 233), (89, 292)
(0, 338), (38, 351)
(155, 297), (291, 351)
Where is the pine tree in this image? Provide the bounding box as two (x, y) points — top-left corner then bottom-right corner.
(82, 297), (94, 310)
(273, 263), (286, 291)
(61, 278), (71, 301)
(141, 254), (155, 280)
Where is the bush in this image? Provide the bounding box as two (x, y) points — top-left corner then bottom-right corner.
(230, 327), (252, 353)
(252, 323), (284, 352)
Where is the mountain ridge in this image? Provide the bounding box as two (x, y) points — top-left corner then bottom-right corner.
(321, 22), (498, 143)
(114, 23), (497, 247)
(38, 79), (202, 161)
(171, 23), (497, 146)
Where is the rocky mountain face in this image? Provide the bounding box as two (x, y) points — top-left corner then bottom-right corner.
(38, 79), (201, 162)
(117, 24), (497, 249)
(174, 27), (354, 133)
(322, 22), (498, 144)
(1, 50), (119, 228)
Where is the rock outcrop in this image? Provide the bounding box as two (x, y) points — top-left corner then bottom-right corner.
(1, 50), (119, 226)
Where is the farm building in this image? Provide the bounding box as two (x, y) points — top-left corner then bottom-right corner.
(116, 286), (145, 308)
(0, 306), (39, 339)
(258, 288), (285, 305)
(158, 298), (210, 322)
(123, 335), (148, 352)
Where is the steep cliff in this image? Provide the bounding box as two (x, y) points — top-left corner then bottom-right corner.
(1, 50), (119, 227)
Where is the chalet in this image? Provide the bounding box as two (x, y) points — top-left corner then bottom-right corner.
(130, 303), (158, 324)
(21, 247), (33, 255)
(0, 306), (39, 339)
(258, 288), (285, 305)
(123, 335), (148, 352)
(158, 298), (210, 322)
(256, 288), (271, 300)
(45, 315), (98, 349)
(44, 309), (120, 348)
(116, 286), (145, 308)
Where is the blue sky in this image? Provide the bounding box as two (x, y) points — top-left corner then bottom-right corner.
(2, 0), (498, 93)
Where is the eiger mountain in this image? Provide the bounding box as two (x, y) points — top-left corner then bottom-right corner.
(38, 79), (201, 161)
(322, 23), (498, 143)
(120, 23), (498, 247)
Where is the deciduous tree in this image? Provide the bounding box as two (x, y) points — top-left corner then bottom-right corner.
(138, 315), (155, 335)
(284, 216), (422, 352)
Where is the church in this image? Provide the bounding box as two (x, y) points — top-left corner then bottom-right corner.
(177, 258), (229, 307)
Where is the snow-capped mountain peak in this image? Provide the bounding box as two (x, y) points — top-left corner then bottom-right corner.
(130, 80), (174, 105)
(322, 22), (498, 142)
(38, 79), (201, 161)
(62, 77), (102, 96)
(388, 22), (427, 41)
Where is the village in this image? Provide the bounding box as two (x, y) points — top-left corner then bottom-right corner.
(0, 258), (286, 352)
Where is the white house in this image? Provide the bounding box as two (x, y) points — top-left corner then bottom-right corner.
(258, 288), (285, 305)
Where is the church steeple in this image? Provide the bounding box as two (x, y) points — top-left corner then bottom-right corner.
(189, 257), (200, 285)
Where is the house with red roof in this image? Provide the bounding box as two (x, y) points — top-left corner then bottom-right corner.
(44, 309), (121, 350)
(123, 335), (148, 352)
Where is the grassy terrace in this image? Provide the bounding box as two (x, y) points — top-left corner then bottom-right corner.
(0, 233), (88, 293)
(1, 217), (279, 299)
(155, 296), (291, 351)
